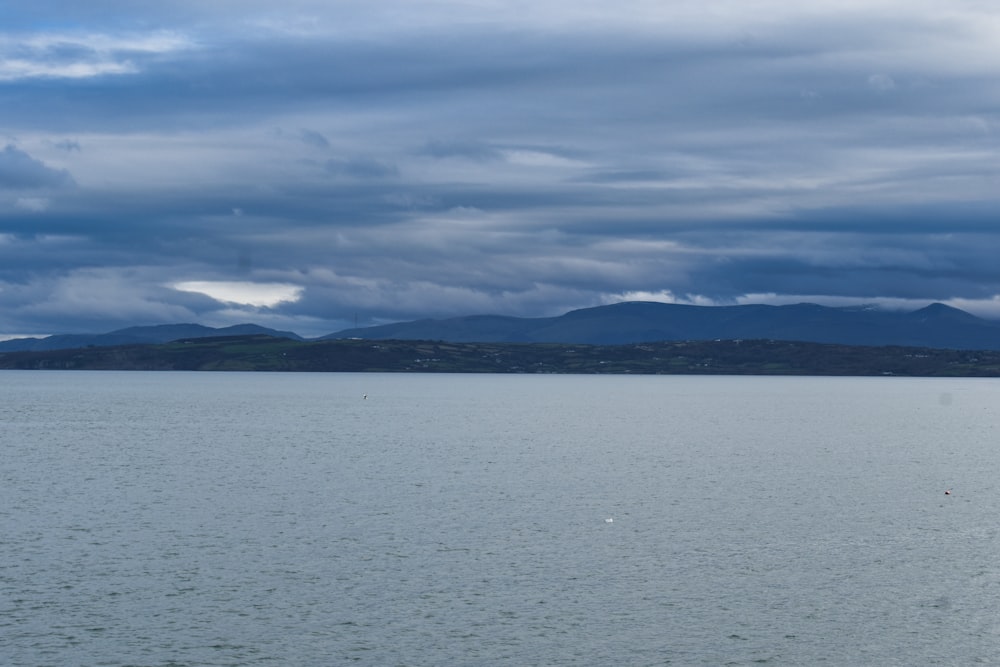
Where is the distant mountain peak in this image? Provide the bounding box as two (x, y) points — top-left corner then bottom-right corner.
(914, 302), (962, 313)
(908, 302), (979, 322)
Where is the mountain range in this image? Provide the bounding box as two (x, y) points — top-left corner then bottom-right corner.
(325, 301), (1000, 350)
(3, 301), (1000, 352)
(0, 323), (303, 352)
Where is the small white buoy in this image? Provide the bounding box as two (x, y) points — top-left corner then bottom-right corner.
(604, 517), (614, 523)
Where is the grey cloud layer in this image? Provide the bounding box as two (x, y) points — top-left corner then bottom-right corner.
(2, 1), (1000, 336)
(0, 146), (74, 189)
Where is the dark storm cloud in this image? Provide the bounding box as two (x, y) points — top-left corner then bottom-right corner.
(3, 1), (1000, 337)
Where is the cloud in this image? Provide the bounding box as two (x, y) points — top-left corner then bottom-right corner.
(324, 157), (399, 180)
(0, 30), (192, 81)
(0, 59), (136, 80)
(172, 281), (304, 307)
(5, 268), (197, 332)
(3, 2), (1000, 337)
(501, 149), (590, 169)
(0, 145), (74, 189)
(51, 140), (83, 152)
(420, 139), (503, 161)
(299, 129), (330, 149)
(15, 197), (49, 212)
(867, 73), (896, 92)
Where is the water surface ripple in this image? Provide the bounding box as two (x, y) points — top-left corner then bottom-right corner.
(2, 372), (999, 665)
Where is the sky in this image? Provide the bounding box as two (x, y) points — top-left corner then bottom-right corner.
(2, 1), (1000, 338)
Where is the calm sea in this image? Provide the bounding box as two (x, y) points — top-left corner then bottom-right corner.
(2, 371), (1000, 666)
